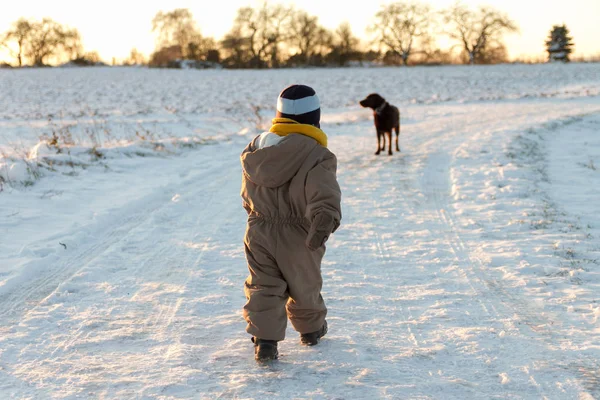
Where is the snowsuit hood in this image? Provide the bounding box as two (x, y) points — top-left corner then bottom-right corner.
(241, 133), (320, 188)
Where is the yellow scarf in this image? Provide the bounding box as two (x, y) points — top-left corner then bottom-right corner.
(269, 118), (328, 148)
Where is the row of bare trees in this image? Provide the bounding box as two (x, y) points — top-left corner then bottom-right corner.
(370, 2), (517, 65)
(218, 7), (362, 68)
(1, 1), (519, 68)
(0, 18), (92, 67)
(148, 8), (218, 67)
(147, 4), (364, 68)
(148, 1), (518, 68)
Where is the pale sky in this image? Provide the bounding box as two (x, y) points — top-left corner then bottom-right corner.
(1, 0), (598, 63)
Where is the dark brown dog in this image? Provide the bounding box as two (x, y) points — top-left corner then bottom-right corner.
(359, 93), (400, 155)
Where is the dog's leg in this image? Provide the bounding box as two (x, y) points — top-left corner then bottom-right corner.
(394, 125), (400, 152)
(387, 131), (393, 155)
(375, 131), (381, 155)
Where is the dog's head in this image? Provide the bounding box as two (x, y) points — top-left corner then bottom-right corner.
(359, 93), (386, 110)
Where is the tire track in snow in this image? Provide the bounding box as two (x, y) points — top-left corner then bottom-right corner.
(0, 194), (170, 320)
(325, 146), (435, 397)
(143, 164), (242, 365)
(422, 151), (558, 396)
(4, 149), (245, 398)
(363, 156), (427, 350)
(133, 167), (238, 341)
(421, 150), (598, 397)
(0, 154), (231, 324)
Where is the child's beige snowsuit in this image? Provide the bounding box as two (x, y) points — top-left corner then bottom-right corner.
(240, 132), (342, 341)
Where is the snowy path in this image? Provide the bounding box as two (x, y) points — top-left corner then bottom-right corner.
(2, 97), (600, 399)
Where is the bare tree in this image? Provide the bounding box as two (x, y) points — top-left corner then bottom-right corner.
(152, 8), (199, 58)
(231, 7), (259, 66)
(314, 27), (334, 56)
(149, 45), (182, 67)
(227, 2), (293, 68)
(370, 2), (433, 66)
(187, 35), (217, 61)
(336, 23), (359, 54)
(443, 2), (518, 65)
(220, 29), (251, 67)
(266, 4), (293, 67)
(2, 18), (82, 66)
(62, 29), (84, 61)
(2, 18), (33, 66)
(328, 22), (360, 66)
(151, 8), (217, 65)
(286, 11), (334, 66)
(288, 10), (320, 64)
(22, 18), (81, 66)
(127, 48), (147, 65)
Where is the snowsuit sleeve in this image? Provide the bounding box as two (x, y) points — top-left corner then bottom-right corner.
(304, 152), (342, 250)
(240, 137), (259, 215)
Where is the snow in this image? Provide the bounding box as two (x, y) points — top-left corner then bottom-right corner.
(1, 64), (600, 398)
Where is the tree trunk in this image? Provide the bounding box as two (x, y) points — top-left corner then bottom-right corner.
(17, 39), (24, 67)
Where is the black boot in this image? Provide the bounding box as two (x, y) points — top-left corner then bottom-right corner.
(252, 337), (278, 361)
(300, 320), (328, 346)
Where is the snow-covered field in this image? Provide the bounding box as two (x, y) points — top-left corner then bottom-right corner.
(1, 64), (600, 399)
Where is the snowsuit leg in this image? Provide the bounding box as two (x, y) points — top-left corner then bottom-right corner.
(243, 217), (327, 340)
(243, 220), (288, 341)
(277, 225), (327, 334)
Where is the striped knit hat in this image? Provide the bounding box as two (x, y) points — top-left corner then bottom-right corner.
(275, 84), (321, 128)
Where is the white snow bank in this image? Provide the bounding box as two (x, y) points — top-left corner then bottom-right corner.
(0, 135), (222, 187)
(546, 114), (600, 231)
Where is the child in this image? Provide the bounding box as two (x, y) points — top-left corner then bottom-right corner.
(240, 84), (342, 362)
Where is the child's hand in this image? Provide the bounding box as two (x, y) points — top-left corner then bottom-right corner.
(306, 231), (329, 250)
(306, 213), (336, 250)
